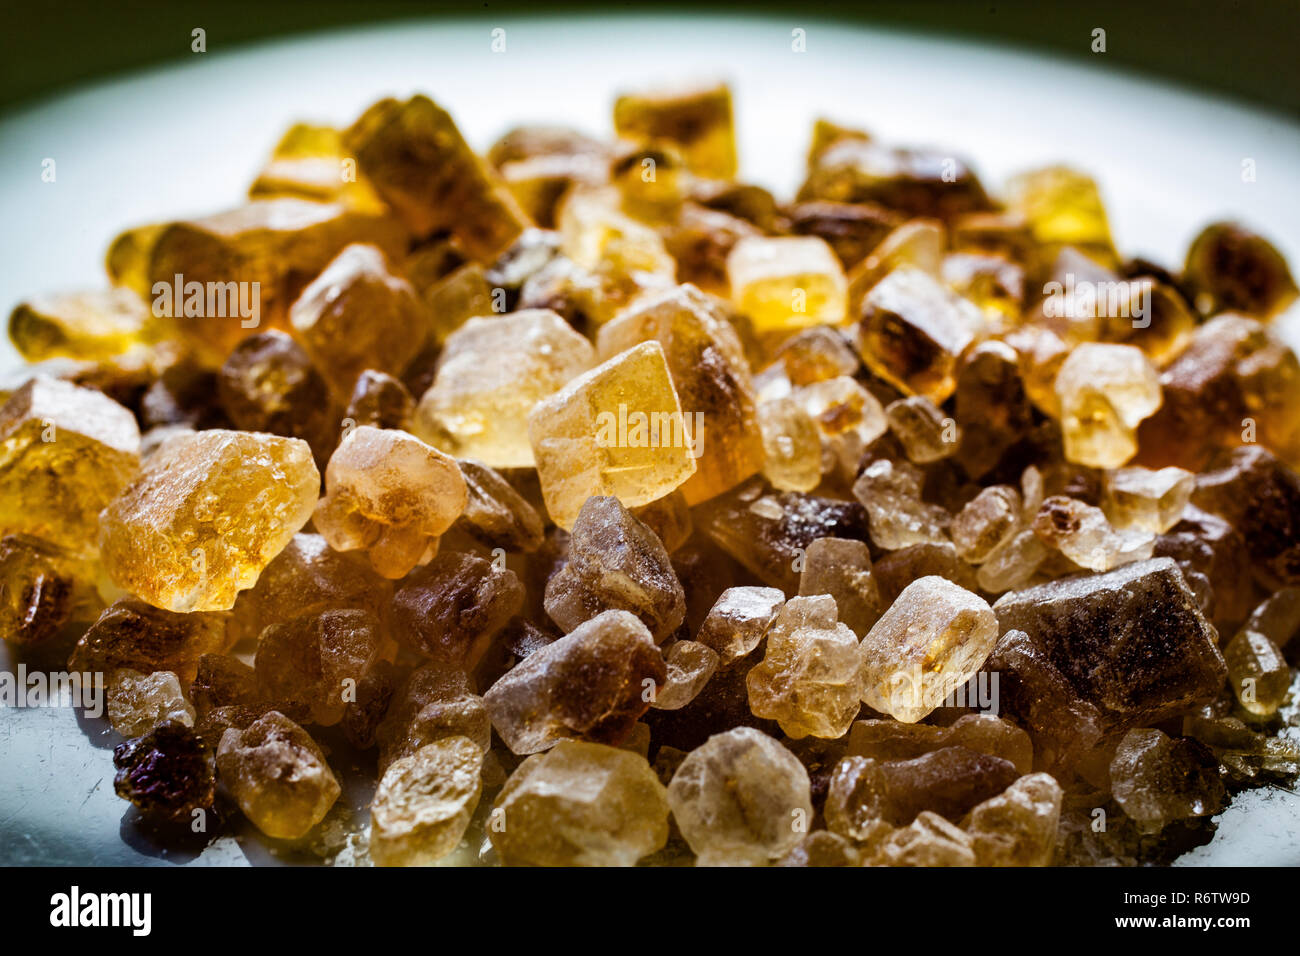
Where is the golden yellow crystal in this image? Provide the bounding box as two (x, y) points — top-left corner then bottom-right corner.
(757, 397), (822, 493)
(416, 309), (595, 468)
(99, 429), (319, 612)
(1055, 343), (1162, 469)
(597, 284), (763, 504)
(727, 236), (847, 332)
(370, 736), (483, 867)
(1004, 165), (1117, 266)
(216, 710), (340, 840)
(344, 95), (530, 260)
(527, 341), (697, 530)
(0, 377), (140, 554)
(558, 187), (677, 279)
(490, 739), (670, 867)
(144, 198), (406, 366)
(248, 123), (385, 212)
(8, 289), (154, 363)
(613, 81), (737, 179)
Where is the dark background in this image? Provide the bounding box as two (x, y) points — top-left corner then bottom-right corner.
(2, 0), (1298, 117)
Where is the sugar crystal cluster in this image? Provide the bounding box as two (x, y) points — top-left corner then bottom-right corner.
(6, 81), (1299, 869)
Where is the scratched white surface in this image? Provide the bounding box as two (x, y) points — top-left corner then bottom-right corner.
(1, 13), (1299, 865)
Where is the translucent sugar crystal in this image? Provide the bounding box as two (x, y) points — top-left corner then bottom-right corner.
(344, 95), (529, 259)
(1054, 343), (1161, 469)
(1031, 495), (1154, 571)
(861, 812), (976, 867)
(613, 81), (737, 179)
(1224, 628), (1289, 717)
(975, 529), (1050, 595)
(726, 236), (848, 332)
(392, 550), (523, 669)
(376, 665), (491, 773)
(527, 341), (697, 530)
(1103, 466), (1193, 534)
(254, 609), (384, 727)
(289, 243), (428, 401)
(1183, 221), (1298, 320)
(106, 669), (196, 738)
(453, 458), (545, 552)
(768, 326), (861, 391)
(951, 485), (1022, 564)
(228, 533), (393, 646)
(1191, 446), (1300, 589)
(953, 340), (1034, 479)
(345, 369), (414, 432)
(757, 397), (822, 493)
(845, 219), (945, 309)
(696, 478), (871, 593)
(596, 284), (764, 504)
(558, 187), (677, 280)
(0, 377), (140, 553)
(490, 739), (670, 866)
(544, 495), (686, 642)
(798, 537), (882, 636)
(98, 429), (318, 612)
(794, 375), (888, 480)
(695, 586), (786, 666)
(776, 830), (861, 867)
(1109, 728), (1226, 833)
(825, 748), (1019, 832)
(852, 459), (950, 551)
(69, 597), (229, 684)
(854, 267), (983, 404)
(1004, 165), (1116, 266)
(993, 559), (1227, 739)
(370, 736), (483, 867)
(415, 309), (595, 468)
(666, 727), (813, 866)
(963, 772), (1063, 866)
(847, 714), (1033, 773)
(745, 594), (866, 739)
(215, 710), (341, 840)
(484, 610), (666, 754)
(113, 720), (215, 824)
(144, 199), (406, 366)
(8, 288), (152, 362)
(217, 330), (338, 465)
(940, 251), (1025, 325)
(1136, 314), (1300, 472)
(859, 576), (998, 723)
(0, 534), (102, 646)
(885, 395), (958, 464)
(652, 641), (720, 710)
(314, 425), (467, 578)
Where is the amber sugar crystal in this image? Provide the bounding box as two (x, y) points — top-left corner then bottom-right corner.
(10, 84), (1300, 868)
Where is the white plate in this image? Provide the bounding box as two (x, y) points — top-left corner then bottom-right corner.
(1, 13), (1299, 865)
